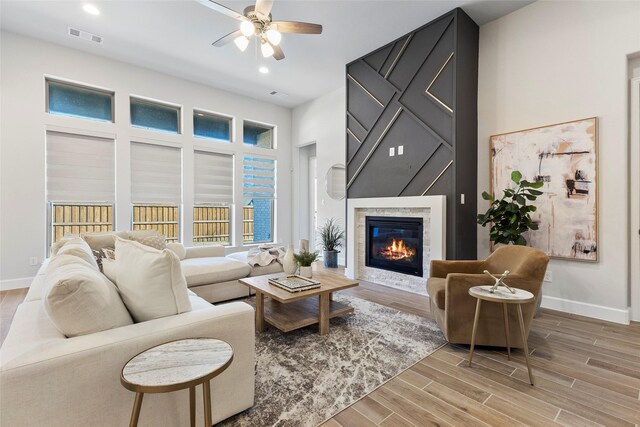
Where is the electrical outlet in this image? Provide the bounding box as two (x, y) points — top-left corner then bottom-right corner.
(398, 145), (404, 155)
(29, 257), (39, 266)
(544, 270), (553, 282)
(389, 147), (395, 156)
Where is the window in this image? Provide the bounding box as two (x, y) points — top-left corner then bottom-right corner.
(243, 156), (275, 243)
(193, 151), (234, 245)
(130, 142), (182, 241)
(47, 79), (113, 122)
(46, 131), (115, 244)
(194, 110), (231, 142)
(243, 121), (274, 149)
(130, 97), (180, 133)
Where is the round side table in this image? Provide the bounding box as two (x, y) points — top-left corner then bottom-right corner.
(121, 338), (233, 427)
(468, 285), (536, 385)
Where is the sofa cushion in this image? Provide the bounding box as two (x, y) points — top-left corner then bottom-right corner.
(102, 258), (117, 284)
(43, 254), (133, 337)
(115, 237), (191, 322)
(81, 231), (129, 252)
(167, 242), (187, 260)
(130, 234), (167, 250)
(427, 277), (446, 310)
(180, 257), (251, 287)
(55, 237), (99, 271)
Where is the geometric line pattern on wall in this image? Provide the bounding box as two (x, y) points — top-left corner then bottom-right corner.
(425, 52), (455, 113)
(346, 128), (362, 144)
(384, 34), (413, 79)
(421, 160), (453, 195)
(346, 107), (403, 189)
(347, 74), (385, 107)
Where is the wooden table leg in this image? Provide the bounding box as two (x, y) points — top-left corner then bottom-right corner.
(203, 380), (212, 427)
(189, 386), (196, 427)
(517, 304), (535, 385)
(129, 392), (144, 427)
(502, 303), (511, 361)
(319, 293), (330, 335)
(468, 298), (482, 367)
(255, 291), (264, 333)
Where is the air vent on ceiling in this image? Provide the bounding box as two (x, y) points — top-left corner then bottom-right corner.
(67, 27), (103, 44)
(269, 91), (289, 98)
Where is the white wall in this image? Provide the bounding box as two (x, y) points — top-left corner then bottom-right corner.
(478, 1), (640, 323)
(291, 87), (346, 260)
(0, 31), (292, 288)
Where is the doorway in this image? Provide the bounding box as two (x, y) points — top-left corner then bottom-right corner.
(631, 74), (640, 321)
(297, 143), (317, 250)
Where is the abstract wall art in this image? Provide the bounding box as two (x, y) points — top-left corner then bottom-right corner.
(490, 118), (598, 261)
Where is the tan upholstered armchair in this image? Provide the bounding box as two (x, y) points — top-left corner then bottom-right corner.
(427, 246), (549, 347)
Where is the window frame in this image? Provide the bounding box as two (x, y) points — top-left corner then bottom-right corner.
(131, 203), (181, 242)
(242, 155), (276, 244)
(130, 96), (182, 134)
(48, 201), (115, 248)
(193, 109), (234, 143)
(193, 203), (233, 246)
(45, 78), (115, 123)
(242, 120), (276, 149)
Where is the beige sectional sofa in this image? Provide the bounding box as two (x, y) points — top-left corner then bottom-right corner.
(0, 235), (256, 427)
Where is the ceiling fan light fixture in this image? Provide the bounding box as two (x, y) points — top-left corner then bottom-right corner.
(259, 66), (269, 74)
(266, 29), (281, 46)
(240, 20), (256, 37)
(234, 36), (250, 52)
(261, 41), (274, 58)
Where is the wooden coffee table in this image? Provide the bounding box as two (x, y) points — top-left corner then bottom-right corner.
(239, 271), (359, 335)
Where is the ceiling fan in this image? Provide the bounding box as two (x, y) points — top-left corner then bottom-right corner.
(197, 0), (323, 60)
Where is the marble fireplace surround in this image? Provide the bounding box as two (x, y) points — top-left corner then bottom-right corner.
(346, 196), (446, 293)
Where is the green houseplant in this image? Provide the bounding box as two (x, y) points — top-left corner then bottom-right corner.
(477, 170), (544, 245)
(293, 250), (319, 278)
(318, 218), (344, 268)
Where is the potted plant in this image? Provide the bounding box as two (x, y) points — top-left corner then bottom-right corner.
(318, 218), (344, 268)
(293, 250), (319, 278)
(477, 170), (544, 245)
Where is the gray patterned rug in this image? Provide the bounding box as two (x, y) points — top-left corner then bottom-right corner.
(217, 293), (445, 427)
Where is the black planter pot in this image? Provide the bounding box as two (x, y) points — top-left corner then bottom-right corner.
(323, 250), (339, 268)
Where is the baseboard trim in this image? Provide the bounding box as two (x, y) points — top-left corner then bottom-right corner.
(0, 277), (32, 291)
(541, 295), (630, 325)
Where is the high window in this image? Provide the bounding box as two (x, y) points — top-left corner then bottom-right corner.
(130, 97), (180, 134)
(243, 121), (274, 149)
(46, 79), (114, 122)
(130, 142), (182, 241)
(193, 150), (234, 245)
(46, 131), (115, 244)
(194, 110), (231, 142)
(243, 156), (275, 243)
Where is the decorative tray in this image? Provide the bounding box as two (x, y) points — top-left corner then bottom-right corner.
(268, 275), (321, 293)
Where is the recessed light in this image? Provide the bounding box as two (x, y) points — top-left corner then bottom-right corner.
(259, 66), (269, 74)
(83, 4), (100, 15)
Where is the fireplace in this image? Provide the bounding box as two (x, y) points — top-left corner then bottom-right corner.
(365, 216), (423, 277)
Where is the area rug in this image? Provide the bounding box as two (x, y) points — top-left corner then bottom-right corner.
(218, 294), (445, 427)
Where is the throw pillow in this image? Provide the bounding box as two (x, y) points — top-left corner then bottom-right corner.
(43, 254), (133, 337)
(101, 258), (117, 284)
(81, 231), (128, 252)
(127, 229), (161, 239)
(130, 234), (167, 250)
(55, 237), (100, 271)
(166, 242), (187, 260)
(115, 237), (191, 322)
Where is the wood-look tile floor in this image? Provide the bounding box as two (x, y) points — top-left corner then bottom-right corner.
(2, 277), (639, 427)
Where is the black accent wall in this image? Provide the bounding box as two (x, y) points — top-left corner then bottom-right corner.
(346, 8), (479, 260)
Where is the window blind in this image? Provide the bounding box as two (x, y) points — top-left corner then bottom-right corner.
(130, 142), (182, 204)
(46, 131), (115, 202)
(243, 156), (275, 199)
(194, 150), (234, 204)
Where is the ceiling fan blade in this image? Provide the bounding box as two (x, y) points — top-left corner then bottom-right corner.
(272, 44), (285, 60)
(271, 21), (322, 34)
(254, 0), (273, 17)
(195, 0), (246, 21)
(212, 30), (242, 47)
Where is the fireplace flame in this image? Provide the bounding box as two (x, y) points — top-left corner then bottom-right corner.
(381, 239), (416, 260)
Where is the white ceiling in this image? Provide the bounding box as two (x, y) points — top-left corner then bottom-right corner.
(0, 0), (532, 108)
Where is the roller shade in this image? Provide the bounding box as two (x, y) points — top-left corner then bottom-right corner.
(46, 131), (115, 202)
(243, 156), (275, 199)
(131, 142), (182, 204)
(194, 150), (234, 204)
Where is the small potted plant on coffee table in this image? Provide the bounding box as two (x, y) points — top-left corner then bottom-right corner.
(294, 250), (319, 278)
(318, 218), (344, 268)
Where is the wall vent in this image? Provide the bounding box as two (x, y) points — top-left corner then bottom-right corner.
(68, 27), (103, 44)
(269, 91), (289, 98)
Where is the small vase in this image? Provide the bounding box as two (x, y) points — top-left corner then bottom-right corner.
(283, 244), (297, 275)
(323, 250), (339, 268)
(299, 266), (312, 278)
